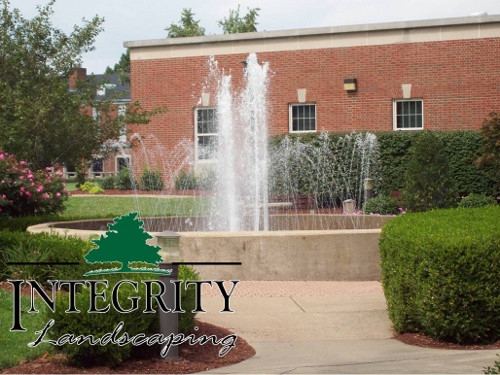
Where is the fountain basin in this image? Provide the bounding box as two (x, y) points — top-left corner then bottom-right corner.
(28, 214), (393, 281)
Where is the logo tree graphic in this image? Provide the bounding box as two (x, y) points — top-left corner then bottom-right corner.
(84, 212), (162, 274)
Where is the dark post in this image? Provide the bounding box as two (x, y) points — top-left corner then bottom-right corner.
(159, 263), (179, 360)
(156, 230), (182, 360)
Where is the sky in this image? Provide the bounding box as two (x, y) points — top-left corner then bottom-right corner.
(8, 0), (500, 74)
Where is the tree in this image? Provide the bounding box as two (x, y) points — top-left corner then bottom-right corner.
(165, 8), (205, 38)
(85, 212), (162, 273)
(218, 5), (260, 34)
(105, 50), (130, 84)
(402, 131), (458, 212)
(476, 112), (500, 194)
(105, 50), (130, 74)
(0, 0), (154, 171)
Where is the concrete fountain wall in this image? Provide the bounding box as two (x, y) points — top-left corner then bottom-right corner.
(28, 214), (393, 281)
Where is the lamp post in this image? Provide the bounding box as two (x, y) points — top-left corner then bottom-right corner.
(156, 230), (181, 360)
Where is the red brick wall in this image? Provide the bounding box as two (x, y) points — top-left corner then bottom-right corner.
(128, 37), (500, 176)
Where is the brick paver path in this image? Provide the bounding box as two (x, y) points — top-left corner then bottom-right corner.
(202, 280), (383, 297)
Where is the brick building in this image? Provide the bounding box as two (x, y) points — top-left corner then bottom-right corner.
(124, 15), (500, 182)
(66, 68), (131, 179)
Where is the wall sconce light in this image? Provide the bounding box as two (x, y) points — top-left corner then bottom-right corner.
(343, 78), (357, 92)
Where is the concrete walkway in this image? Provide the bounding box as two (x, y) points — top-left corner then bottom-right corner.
(199, 281), (498, 374)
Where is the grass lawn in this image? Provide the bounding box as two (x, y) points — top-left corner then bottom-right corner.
(0, 288), (52, 369)
(62, 196), (212, 219)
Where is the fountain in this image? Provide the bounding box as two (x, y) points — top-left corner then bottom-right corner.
(29, 53), (394, 281)
(210, 53), (270, 231)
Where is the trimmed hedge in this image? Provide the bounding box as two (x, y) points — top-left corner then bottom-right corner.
(363, 195), (401, 215)
(458, 194), (498, 208)
(401, 131), (458, 212)
(270, 130), (498, 203)
(380, 206), (500, 344)
(376, 130), (498, 196)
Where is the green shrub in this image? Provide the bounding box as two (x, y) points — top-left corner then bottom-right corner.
(115, 168), (136, 190)
(100, 176), (116, 190)
(484, 354), (500, 374)
(363, 195), (401, 215)
(139, 168), (165, 191)
(269, 130), (498, 205)
(380, 206), (500, 344)
(79, 181), (104, 194)
(196, 169), (217, 190)
(1, 231), (92, 281)
(458, 194), (497, 208)
(0, 230), (29, 279)
(46, 265), (200, 367)
(174, 171), (198, 190)
(401, 131), (458, 212)
(375, 130), (498, 197)
(177, 265), (200, 332)
(0, 150), (69, 217)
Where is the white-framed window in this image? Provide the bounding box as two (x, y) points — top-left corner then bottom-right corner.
(393, 99), (423, 130)
(195, 107), (218, 161)
(116, 156), (131, 172)
(91, 158), (103, 173)
(289, 104), (316, 133)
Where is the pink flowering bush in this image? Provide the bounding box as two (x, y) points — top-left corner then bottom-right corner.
(0, 151), (69, 217)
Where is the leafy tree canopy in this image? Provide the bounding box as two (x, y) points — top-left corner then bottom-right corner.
(105, 49), (130, 84)
(218, 5), (260, 34)
(165, 8), (205, 38)
(0, 0), (157, 171)
(105, 50), (130, 74)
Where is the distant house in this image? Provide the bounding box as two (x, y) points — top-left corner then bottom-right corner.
(66, 68), (131, 179)
(124, 14), (500, 183)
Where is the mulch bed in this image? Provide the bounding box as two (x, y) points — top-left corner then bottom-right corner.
(396, 332), (500, 350)
(1, 321), (256, 374)
(0, 282), (255, 374)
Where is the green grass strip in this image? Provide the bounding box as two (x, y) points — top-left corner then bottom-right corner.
(62, 196), (212, 220)
(0, 288), (52, 369)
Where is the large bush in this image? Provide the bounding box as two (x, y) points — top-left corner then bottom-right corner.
(0, 150), (69, 217)
(401, 131), (458, 212)
(458, 194), (497, 209)
(99, 176), (116, 190)
(363, 195), (401, 215)
(174, 171), (198, 190)
(269, 130), (496, 210)
(376, 130), (497, 197)
(380, 206), (500, 344)
(139, 168), (164, 191)
(115, 168), (136, 190)
(46, 265), (200, 367)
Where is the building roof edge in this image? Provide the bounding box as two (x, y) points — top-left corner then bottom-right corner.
(124, 14), (500, 49)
